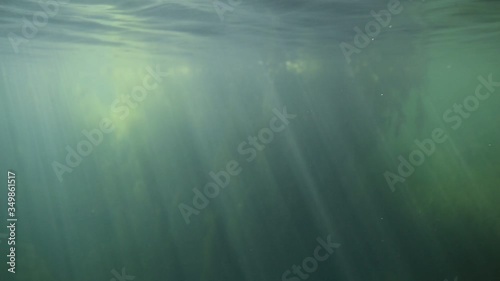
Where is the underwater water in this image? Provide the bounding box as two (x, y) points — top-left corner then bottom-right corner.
(0, 0), (499, 280)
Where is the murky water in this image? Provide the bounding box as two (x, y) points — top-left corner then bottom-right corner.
(1, 0), (499, 280)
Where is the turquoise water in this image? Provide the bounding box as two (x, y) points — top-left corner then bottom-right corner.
(0, 0), (499, 280)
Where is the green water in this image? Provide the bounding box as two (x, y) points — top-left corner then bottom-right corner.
(0, 0), (499, 280)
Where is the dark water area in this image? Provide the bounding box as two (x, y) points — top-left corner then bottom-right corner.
(0, 0), (499, 280)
